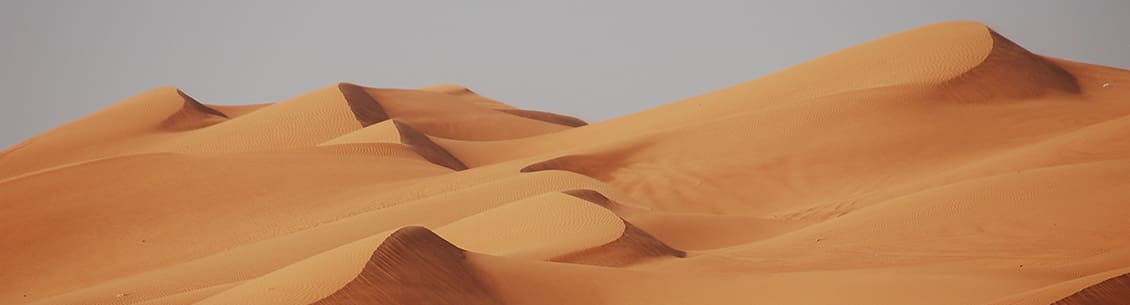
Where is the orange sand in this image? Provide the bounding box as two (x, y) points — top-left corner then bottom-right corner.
(3, 21), (1130, 305)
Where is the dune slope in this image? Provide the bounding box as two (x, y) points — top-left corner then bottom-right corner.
(309, 227), (502, 305)
(1051, 273), (1130, 305)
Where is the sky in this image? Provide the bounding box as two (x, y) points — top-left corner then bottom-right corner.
(2, 0), (1128, 148)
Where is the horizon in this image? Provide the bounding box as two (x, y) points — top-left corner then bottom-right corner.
(3, 1), (1129, 148)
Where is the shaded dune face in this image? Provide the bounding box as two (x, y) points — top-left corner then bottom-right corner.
(392, 120), (468, 171)
(159, 90), (228, 131)
(519, 142), (649, 181)
(495, 109), (588, 127)
(311, 221), (684, 304)
(561, 189), (643, 216)
(1051, 273), (1130, 305)
(337, 83), (391, 127)
(550, 222), (687, 267)
(562, 189), (617, 208)
(513, 23), (1095, 216)
(357, 87), (574, 141)
(519, 154), (611, 177)
(936, 29), (1080, 101)
(310, 227), (503, 305)
(550, 189), (687, 266)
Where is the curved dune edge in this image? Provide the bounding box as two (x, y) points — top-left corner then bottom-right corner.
(418, 84), (517, 109)
(552, 189), (687, 266)
(360, 87), (575, 141)
(337, 83), (391, 127)
(309, 226), (503, 305)
(549, 222), (687, 267)
(0, 86), (228, 177)
(0, 139), (28, 160)
(519, 154), (606, 176)
(208, 103), (273, 118)
(561, 189), (646, 216)
(392, 120), (468, 170)
(318, 120), (404, 146)
(518, 143), (648, 180)
(419, 83), (479, 96)
(561, 189), (813, 251)
(1050, 273), (1130, 305)
(159, 89), (228, 131)
(935, 27), (1080, 101)
(316, 119), (467, 170)
(495, 109), (588, 127)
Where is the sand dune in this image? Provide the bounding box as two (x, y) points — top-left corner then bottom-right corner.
(310, 227), (502, 305)
(981, 267), (1130, 305)
(1044, 273), (1125, 302)
(1049, 273), (1130, 305)
(320, 120), (468, 170)
(4, 21), (1130, 305)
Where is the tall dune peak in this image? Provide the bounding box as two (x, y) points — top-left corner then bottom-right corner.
(336, 82), (391, 127)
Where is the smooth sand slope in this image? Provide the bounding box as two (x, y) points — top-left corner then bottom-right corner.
(2, 21), (1130, 305)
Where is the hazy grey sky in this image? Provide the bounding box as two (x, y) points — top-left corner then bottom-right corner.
(2, 0), (1128, 148)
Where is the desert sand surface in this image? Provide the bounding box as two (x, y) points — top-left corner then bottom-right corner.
(2, 21), (1130, 305)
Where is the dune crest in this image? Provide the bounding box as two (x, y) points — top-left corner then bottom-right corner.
(0, 86), (223, 177)
(392, 120), (468, 170)
(550, 222), (687, 267)
(419, 84), (518, 110)
(309, 226), (502, 305)
(519, 142), (649, 181)
(337, 82), (392, 127)
(160, 89), (229, 131)
(495, 109), (588, 127)
(936, 28), (1080, 101)
(419, 83), (479, 96)
(1050, 273), (1130, 305)
(561, 189), (645, 216)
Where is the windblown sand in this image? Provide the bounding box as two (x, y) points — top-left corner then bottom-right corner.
(3, 21), (1130, 305)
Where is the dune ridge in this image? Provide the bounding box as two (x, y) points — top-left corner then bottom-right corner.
(561, 189), (646, 216)
(1050, 273), (1130, 305)
(337, 83), (392, 127)
(0, 86), (212, 177)
(495, 109), (588, 127)
(392, 120), (468, 171)
(935, 28), (1080, 101)
(309, 227), (502, 305)
(4, 21), (1130, 305)
(518, 142), (650, 182)
(418, 84), (516, 110)
(160, 90), (229, 131)
(549, 222), (687, 267)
